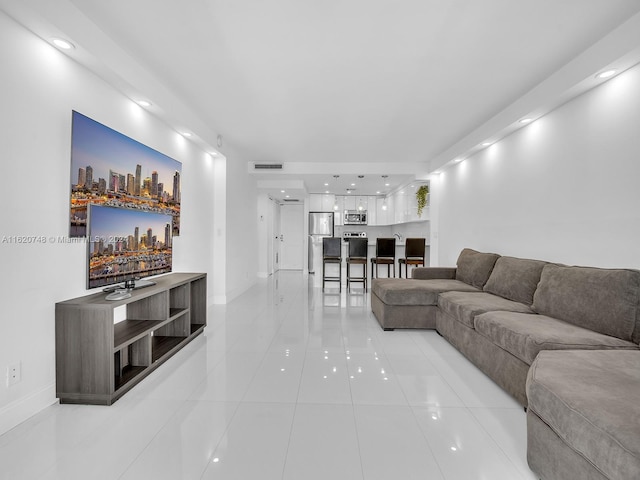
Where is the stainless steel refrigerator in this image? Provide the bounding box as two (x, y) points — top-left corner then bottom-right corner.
(308, 212), (335, 274)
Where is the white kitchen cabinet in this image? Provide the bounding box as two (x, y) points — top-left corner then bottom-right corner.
(407, 185), (419, 221)
(356, 196), (368, 213)
(393, 189), (408, 223)
(334, 196), (344, 225)
(343, 196), (356, 211)
(375, 196), (389, 225)
(309, 194), (336, 212)
(321, 194), (336, 211)
(367, 196), (377, 225)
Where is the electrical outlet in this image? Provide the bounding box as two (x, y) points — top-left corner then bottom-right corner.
(7, 363), (21, 386)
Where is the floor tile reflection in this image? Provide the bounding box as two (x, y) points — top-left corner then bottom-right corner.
(0, 271), (533, 480)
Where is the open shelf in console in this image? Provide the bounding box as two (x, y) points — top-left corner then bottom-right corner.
(55, 273), (207, 405)
(114, 320), (161, 349)
(169, 282), (190, 319)
(151, 311), (190, 363)
(190, 276), (207, 332)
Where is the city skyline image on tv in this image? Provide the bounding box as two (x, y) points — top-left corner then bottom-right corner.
(70, 111), (182, 237)
(88, 204), (172, 289)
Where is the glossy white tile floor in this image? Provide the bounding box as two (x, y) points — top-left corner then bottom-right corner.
(0, 272), (537, 480)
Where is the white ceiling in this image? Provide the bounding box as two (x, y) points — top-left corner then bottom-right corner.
(3, 0), (640, 198)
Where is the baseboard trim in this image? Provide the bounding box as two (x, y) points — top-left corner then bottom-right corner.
(0, 383), (58, 436)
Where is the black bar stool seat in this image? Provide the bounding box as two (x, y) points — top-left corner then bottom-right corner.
(346, 238), (368, 291)
(398, 238), (426, 278)
(371, 238), (396, 279)
(322, 237), (342, 290)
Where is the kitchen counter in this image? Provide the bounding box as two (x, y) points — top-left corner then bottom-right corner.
(341, 239), (429, 247)
(310, 238), (429, 285)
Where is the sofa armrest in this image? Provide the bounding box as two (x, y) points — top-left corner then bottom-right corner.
(412, 267), (457, 280)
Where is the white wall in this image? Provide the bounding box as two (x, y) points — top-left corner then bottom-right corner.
(0, 12), (219, 434)
(434, 62), (640, 269)
(256, 193), (272, 278)
(222, 144), (259, 302)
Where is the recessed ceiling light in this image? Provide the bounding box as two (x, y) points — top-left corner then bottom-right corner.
(137, 100), (152, 107)
(385, 183), (390, 186)
(52, 38), (74, 50)
(482, 142), (492, 147)
(285, 195), (290, 198)
(519, 118), (532, 124)
(182, 132), (192, 137)
(596, 69), (617, 79)
(376, 191), (381, 194)
(280, 190), (285, 193)
(350, 183), (356, 186)
(454, 158), (463, 163)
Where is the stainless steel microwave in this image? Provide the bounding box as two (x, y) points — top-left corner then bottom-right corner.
(344, 210), (367, 225)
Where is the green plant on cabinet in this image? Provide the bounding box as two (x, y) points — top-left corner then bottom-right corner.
(416, 185), (429, 217)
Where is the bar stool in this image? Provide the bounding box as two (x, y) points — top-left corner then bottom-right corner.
(398, 238), (426, 278)
(346, 237), (368, 291)
(371, 238), (396, 279)
(322, 237), (342, 291)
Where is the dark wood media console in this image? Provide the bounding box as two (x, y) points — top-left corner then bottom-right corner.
(55, 273), (207, 405)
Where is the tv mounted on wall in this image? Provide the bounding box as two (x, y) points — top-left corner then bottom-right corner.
(87, 204), (172, 290)
(69, 111), (182, 238)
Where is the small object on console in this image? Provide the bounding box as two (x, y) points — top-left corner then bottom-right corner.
(105, 289), (132, 301)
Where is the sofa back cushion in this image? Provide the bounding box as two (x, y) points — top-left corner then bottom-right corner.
(532, 264), (640, 342)
(484, 256), (547, 305)
(455, 248), (500, 289)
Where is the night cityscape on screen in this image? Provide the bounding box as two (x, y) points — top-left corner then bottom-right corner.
(88, 205), (172, 288)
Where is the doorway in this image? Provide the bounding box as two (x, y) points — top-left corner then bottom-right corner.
(266, 196), (277, 275)
(279, 203), (304, 270)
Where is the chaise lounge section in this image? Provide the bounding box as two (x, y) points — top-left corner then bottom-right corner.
(370, 248), (499, 330)
(527, 350), (640, 479)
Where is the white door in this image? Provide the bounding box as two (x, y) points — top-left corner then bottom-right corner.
(267, 197), (275, 275)
(280, 203), (304, 270)
(272, 200), (282, 273)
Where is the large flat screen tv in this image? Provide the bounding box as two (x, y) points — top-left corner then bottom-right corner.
(70, 111), (182, 238)
(87, 204), (172, 289)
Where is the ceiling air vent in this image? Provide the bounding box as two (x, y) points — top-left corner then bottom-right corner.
(283, 198), (300, 202)
(254, 163), (283, 170)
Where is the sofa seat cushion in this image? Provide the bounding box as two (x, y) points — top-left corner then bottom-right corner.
(438, 291), (534, 329)
(474, 311), (638, 365)
(371, 278), (480, 306)
(483, 256), (547, 305)
(527, 350), (640, 480)
(455, 248), (500, 289)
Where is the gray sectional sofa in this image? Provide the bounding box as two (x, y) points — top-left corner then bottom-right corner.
(370, 248), (640, 480)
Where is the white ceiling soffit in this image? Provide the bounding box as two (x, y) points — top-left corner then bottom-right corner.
(250, 162), (427, 196)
